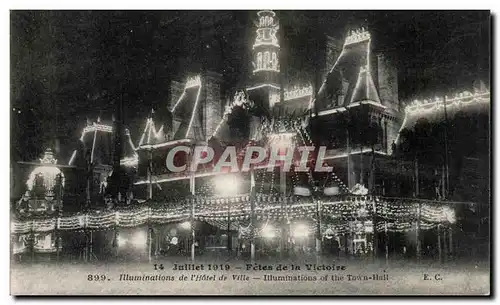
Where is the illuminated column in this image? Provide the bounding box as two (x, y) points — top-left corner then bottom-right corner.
(346, 128), (353, 189)
(190, 176), (195, 261)
(279, 167), (286, 258)
(315, 197), (322, 259)
(148, 150), (153, 199)
(250, 170), (256, 262)
(416, 201), (421, 261)
(372, 199), (377, 259)
(147, 225), (152, 263)
(437, 224), (442, 263)
(227, 198), (231, 254)
(56, 218), (61, 261)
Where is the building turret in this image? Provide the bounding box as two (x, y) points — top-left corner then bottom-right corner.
(246, 10), (281, 111)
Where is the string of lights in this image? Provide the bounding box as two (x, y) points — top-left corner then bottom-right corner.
(11, 195), (456, 234)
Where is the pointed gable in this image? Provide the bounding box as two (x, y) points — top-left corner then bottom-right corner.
(348, 66), (381, 105)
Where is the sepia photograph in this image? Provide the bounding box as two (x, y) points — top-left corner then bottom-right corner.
(9, 9), (491, 295)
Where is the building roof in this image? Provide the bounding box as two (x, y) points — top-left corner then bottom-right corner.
(120, 128), (139, 167)
(137, 115), (166, 147)
(313, 29), (384, 114)
(68, 118), (138, 168)
(169, 76), (205, 141)
(348, 66), (381, 105)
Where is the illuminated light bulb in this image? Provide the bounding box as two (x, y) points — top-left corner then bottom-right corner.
(180, 221), (191, 230)
(262, 225), (276, 238)
(130, 231), (147, 248)
(214, 174), (241, 196)
(117, 236), (127, 248)
(292, 223), (309, 238)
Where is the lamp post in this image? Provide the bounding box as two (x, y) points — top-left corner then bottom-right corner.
(314, 188), (322, 260)
(250, 169), (256, 262)
(227, 199), (231, 254)
(279, 166), (287, 258)
(270, 133), (295, 259)
(214, 174), (241, 256)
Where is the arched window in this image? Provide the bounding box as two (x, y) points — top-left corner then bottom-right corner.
(265, 16), (269, 26)
(269, 17), (273, 25)
(271, 52), (277, 69)
(264, 52), (270, 69)
(257, 52), (262, 70)
(260, 17), (264, 26)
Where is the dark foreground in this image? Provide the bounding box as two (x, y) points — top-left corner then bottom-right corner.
(10, 258), (490, 295)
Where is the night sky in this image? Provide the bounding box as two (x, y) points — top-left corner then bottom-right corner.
(10, 10), (490, 163)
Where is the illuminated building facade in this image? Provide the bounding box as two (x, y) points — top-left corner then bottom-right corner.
(11, 117), (139, 261)
(10, 11), (490, 262)
(12, 149), (65, 258)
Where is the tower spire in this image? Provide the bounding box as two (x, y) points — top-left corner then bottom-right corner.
(247, 10), (282, 111)
(252, 10), (280, 75)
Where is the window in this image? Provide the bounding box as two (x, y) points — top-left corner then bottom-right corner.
(257, 52), (262, 69)
(271, 52), (277, 69)
(264, 52), (270, 69)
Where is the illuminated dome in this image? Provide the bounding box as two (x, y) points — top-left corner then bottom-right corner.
(26, 149), (65, 191)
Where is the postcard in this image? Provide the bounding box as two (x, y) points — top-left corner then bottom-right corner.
(10, 10), (491, 295)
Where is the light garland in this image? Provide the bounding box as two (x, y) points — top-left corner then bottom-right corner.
(13, 195), (460, 234)
(253, 41), (280, 49)
(211, 91), (253, 139)
(185, 82), (203, 139)
(344, 28), (371, 46)
(137, 116), (165, 148)
(80, 122), (113, 141)
(185, 75), (201, 89)
(120, 155), (139, 167)
(170, 75), (202, 113)
(259, 169), (267, 196)
(284, 85), (313, 101)
(246, 83), (281, 91)
(395, 89), (490, 145)
(404, 90), (490, 114)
